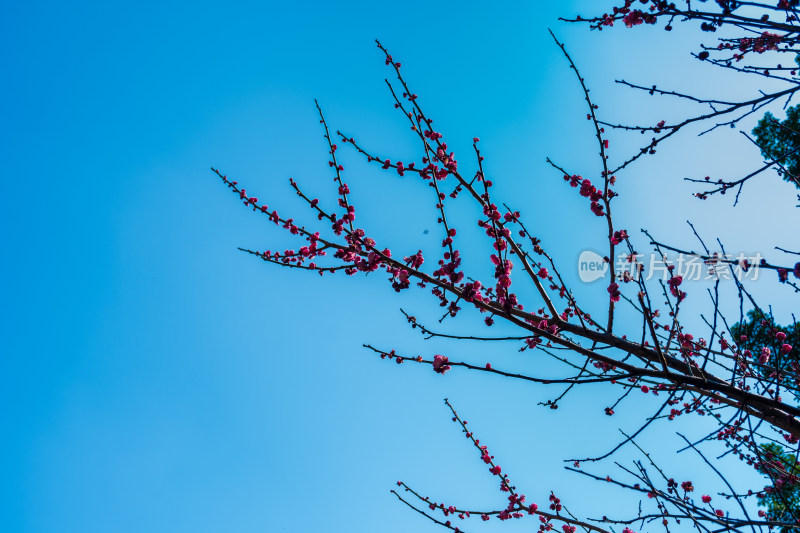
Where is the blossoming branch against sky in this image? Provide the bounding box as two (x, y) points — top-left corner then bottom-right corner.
(3, 1), (799, 532)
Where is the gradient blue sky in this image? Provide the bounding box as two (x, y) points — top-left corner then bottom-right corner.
(3, 2), (798, 532)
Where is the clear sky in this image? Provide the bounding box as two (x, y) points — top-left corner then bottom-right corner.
(3, 1), (798, 532)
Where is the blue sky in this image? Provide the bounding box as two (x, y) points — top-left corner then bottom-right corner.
(3, 1), (798, 532)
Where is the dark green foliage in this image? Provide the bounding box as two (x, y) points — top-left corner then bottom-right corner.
(731, 310), (800, 388)
(755, 443), (800, 531)
(753, 103), (800, 189)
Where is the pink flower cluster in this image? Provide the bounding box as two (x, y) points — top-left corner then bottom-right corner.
(563, 174), (607, 216)
(433, 355), (451, 374)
